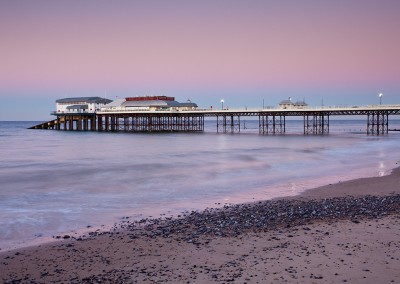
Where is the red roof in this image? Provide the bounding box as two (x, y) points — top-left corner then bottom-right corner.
(125, 96), (175, 101)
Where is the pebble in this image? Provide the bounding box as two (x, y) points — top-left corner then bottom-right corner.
(5, 194), (400, 284)
(119, 194), (400, 243)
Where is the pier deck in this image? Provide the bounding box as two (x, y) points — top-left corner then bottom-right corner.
(30, 105), (400, 135)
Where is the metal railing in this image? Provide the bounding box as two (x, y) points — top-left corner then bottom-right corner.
(54, 104), (400, 115)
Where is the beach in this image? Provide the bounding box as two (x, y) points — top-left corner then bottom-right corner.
(2, 0), (400, 282)
(1, 167), (400, 283)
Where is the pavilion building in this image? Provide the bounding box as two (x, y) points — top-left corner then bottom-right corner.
(101, 96), (198, 112)
(55, 97), (112, 114)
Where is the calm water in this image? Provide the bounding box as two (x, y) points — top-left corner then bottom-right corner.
(1, 119), (400, 250)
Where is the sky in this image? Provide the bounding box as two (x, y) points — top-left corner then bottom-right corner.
(1, 0), (399, 120)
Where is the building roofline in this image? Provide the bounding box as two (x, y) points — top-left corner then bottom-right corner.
(56, 97), (112, 104)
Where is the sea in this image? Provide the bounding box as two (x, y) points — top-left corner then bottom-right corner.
(1, 118), (400, 251)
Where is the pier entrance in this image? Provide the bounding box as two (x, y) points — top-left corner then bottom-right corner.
(29, 114), (97, 131)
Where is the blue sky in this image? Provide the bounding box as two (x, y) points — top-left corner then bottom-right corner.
(1, 0), (399, 120)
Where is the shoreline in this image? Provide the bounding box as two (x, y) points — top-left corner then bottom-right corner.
(2, 163), (398, 253)
(1, 167), (400, 283)
(297, 165), (400, 200)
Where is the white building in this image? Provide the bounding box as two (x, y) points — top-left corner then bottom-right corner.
(101, 96), (198, 112)
(279, 98), (308, 109)
(55, 97), (112, 113)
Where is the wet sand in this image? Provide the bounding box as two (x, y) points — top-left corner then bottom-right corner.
(1, 168), (400, 283)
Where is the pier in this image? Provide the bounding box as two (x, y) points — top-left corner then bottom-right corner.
(30, 105), (400, 135)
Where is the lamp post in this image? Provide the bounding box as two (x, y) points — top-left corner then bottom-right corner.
(379, 93), (383, 105)
(221, 99), (224, 110)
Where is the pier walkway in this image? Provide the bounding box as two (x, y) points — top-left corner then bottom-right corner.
(30, 105), (400, 135)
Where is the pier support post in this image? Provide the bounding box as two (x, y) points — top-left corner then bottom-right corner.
(104, 115), (109, 131)
(367, 111), (388, 135)
(259, 114), (285, 134)
(77, 117), (82, 131)
(83, 117), (88, 131)
(304, 112), (329, 135)
(110, 115), (116, 131)
(97, 115), (103, 131)
(123, 115), (129, 131)
(63, 115), (67, 130)
(217, 114), (240, 133)
(91, 116), (96, 131)
(68, 116), (73, 131)
(148, 115), (153, 132)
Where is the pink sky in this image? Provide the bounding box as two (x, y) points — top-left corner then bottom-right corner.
(0, 0), (399, 119)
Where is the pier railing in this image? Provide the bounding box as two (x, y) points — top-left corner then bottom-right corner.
(96, 104), (400, 114)
(50, 110), (96, 115)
